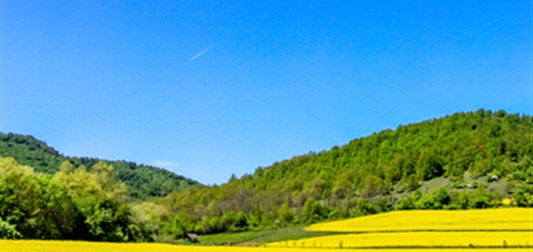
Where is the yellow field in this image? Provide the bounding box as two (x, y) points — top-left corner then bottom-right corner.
(3, 208), (533, 251)
(266, 231), (533, 248)
(307, 208), (533, 232)
(2, 240), (532, 252)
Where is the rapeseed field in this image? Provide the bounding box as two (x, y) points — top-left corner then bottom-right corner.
(3, 208), (532, 251)
(306, 208), (533, 232)
(266, 231), (532, 248)
(2, 240), (532, 252)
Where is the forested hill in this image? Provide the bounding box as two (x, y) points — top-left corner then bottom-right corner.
(157, 109), (533, 234)
(1, 109), (532, 242)
(0, 133), (201, 199)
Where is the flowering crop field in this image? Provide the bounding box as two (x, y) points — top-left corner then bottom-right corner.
(306, 208), (533, 232)
(3, 208), (533, 251)
(2, 240), (533, 252)
(266, 231), (533, 248)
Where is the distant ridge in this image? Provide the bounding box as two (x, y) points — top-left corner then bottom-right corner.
(0, 132), (201, 199)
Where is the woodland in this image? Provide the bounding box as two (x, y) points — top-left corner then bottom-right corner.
(1, 109), (532, 242)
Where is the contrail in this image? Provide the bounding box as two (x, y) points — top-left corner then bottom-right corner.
(190, 45), (215, 61)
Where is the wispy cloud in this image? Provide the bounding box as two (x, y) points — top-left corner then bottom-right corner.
(189, 45), (216, 61)
(153, 160), (180, 168)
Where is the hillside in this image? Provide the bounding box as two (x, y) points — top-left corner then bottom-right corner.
(156, 109), (533, 235)
(1, 109), (532, 243)
(0, 133), (201, 199)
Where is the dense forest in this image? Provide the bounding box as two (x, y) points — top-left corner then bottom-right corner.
(0, 133), (200, 199)
(1, 109), (532, 242)
(156, 109), (533, 236)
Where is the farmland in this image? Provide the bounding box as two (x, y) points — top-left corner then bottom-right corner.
(306, 208), (533, 232)
(266, 231), (532, 248)
(4, 208), (533, 251)
(2, 0), (532, 248)
(2, 240), (532, 252)
(264, 208), (533, 249)
(3, 112), (533, 243)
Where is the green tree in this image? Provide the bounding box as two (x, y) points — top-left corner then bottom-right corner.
(234, 211), (248, 229)
(0, 217), (21, 239)
(278, 203), (294, 225)
(91, 161), (127, 199)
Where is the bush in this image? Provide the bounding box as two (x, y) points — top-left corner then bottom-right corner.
(0, 217), (22, 239)
(513, 188), (533, 207)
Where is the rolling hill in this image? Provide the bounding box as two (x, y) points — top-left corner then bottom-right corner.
(0, 132), (201, 199)
(156, 109), (533, 235)
(1, 109), (532, 242)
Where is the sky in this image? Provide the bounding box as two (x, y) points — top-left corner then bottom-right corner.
(2, 1), (531, 185)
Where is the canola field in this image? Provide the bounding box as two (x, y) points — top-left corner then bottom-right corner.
(306, 208), (533, 232)
(2, 240), (533, 252)
(3, 208), (532, 251)
(265, 208), (533, 249)
(266, 231), (532, 248)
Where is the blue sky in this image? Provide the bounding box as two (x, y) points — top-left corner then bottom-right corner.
(2, 1), (531, 185)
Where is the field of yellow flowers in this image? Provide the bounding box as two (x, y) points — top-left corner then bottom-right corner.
(264, 208), (533, 249)
(306, 208), (533, 232)
(2, 240), (532, 252)
(3, 208), (532, 251)
(266, 231), (532, 248)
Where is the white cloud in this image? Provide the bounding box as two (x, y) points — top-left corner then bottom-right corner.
(153, 160), (180, 168)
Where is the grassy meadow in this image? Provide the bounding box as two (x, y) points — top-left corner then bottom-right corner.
(194, 226), (333, 246)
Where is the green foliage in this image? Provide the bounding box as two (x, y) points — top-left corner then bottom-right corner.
(1, 109), (532, 242)
(513, 186), (533, 207)
(395, 186), (502, 211)
(0, 157), (150, 242)
(0, 134), (62, 174)
(416, 149), (445, 180)
(352, 199), (378, 216)
(302, 198), (329, 224)
(84, 200), (138, 242)
(0, 157), (81, 239)
(0, 217), (22, 239)
(0, 133), (201, 200)
(234, 211), (248, 229)
(130, 201), (171, 242)
(278, 203), (295, 225)
(157, 109), (533, 237)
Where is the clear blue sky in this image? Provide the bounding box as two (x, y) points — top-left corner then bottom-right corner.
(2, 1), (531, 185)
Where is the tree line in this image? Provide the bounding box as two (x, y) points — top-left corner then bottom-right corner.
(1, 109), (532, 242)
(0, 133), (201, 200)
(155, 109), (533, 237)
(0, 157), (150, 241)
